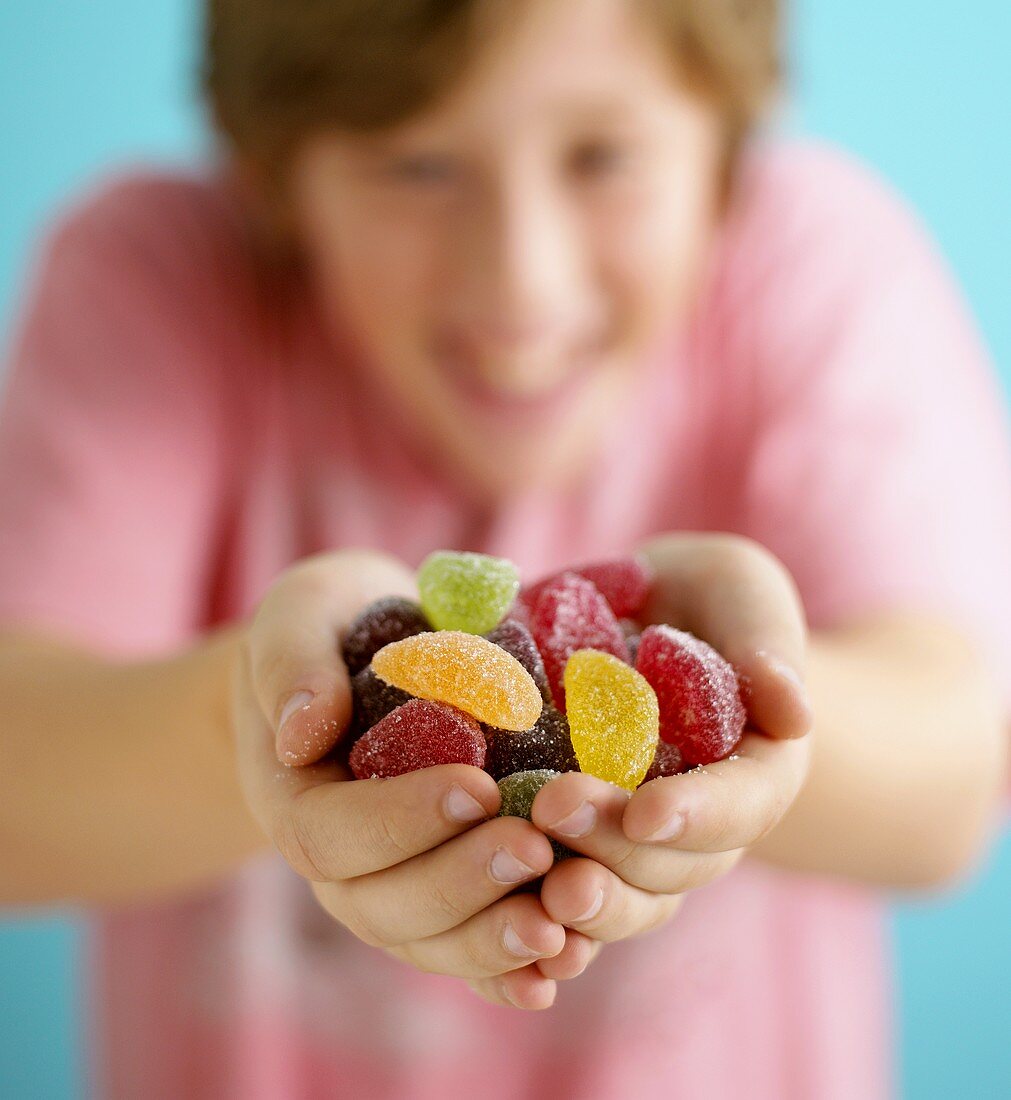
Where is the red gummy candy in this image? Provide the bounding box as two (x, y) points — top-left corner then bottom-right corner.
(521, 556), (653, 621)
(642, 740), (686, 783)
(349, 699), (485, 779)
(635, 625), (745, 765)
(342, 597), (430, 676)
(529, 572), (629, 711)
(485, 619), (552, 705)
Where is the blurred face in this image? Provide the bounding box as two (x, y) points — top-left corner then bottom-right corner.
(290, 0), (724, 499)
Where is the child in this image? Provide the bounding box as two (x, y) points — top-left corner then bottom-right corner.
(1, 1), (1009, 1097)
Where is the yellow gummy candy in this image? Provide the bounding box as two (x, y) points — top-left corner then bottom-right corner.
(564, 649), (659, 791)
(371, 631), (543, 732)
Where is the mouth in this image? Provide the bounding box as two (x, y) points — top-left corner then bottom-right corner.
(431, 330), (608, 428)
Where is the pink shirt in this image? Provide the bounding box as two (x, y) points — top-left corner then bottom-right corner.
(1, 141), (1009, 1100)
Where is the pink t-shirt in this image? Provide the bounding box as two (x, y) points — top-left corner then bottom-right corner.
(1, 141), (1009, 1100)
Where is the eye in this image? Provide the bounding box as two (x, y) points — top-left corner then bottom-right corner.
(567, 139), (629, 180)
(384, 153), (459, 186)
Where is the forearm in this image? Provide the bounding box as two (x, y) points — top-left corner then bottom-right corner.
(752, 616), (1008, 888)
(0, 626), (267, 905)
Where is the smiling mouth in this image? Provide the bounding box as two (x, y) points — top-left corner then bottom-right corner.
(432, 331), (609, 425)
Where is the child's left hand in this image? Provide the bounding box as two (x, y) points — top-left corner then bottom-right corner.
(468, 533), (814, 1008)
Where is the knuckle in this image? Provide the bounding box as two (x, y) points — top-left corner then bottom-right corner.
(424, 876), (471, 928)
(278, 805), (331, 883)
(361, 805), (417, 866)
(607, 841), (647, 887)
(340, 888), (395, 948)
(461, 927), (497, 977)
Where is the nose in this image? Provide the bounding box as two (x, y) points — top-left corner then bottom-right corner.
(453, 163), (592, 360)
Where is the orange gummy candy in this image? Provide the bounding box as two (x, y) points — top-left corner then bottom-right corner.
(371, 631), (543, 732)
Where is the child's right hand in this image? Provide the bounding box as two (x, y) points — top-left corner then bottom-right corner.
(231, 550), (598, 1009)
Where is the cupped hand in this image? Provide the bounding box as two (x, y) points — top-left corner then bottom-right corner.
(231, 550), (592, 1011)
(524, 534), (813, 953)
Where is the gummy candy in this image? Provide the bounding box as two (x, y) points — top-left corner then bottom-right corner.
(642, 740), (686, 783)
(484, 706), (578, 780)
(352, 667), (414, 734)
(529, 573), (629, 711)
(349, 699), (486, 779)
(521, 556), (653, 621)
(635, 625), (745, 765)
(485, 619), (553, 705)
(371, 631), (542, 731)
(417, 550), (520, 635)
(564, 649), (659, 791)
(497, 770), (573, 861)
(342, 597), (430, 676)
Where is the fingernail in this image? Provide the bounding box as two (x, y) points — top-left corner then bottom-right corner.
(502, 922), (542, 958)
(445, 784), (488, 824)
(499, 979), (519, 1007)
(547, 800), (597, 838)
(760, 654), (808, 697)
(278, 690), (315, 732)
(570, 888), (604, 925)
(646, 811), (685, 843)
(489, 846), (537, 885)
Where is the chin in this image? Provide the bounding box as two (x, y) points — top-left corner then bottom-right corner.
(446, 424), (596, 501)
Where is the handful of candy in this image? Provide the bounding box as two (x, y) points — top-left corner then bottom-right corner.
(335, 550), (747, 843)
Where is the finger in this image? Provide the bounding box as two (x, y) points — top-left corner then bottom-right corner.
(468, 968), (557, 1011)
(623, 733), (812, 852)
(639, 533), (812, 739)
(234, 654), (502, 879)
(388, 894), (566, 979)
(249, 550), (416, 764)
(531, 771), (739, 893)
(540, 858), (683, 943)
(534, 930), (602, 980)
(314, 816), (554, 946)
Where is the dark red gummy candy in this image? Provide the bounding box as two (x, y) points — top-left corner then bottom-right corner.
(642, 740), (686, 783)
(352, 667), (413, 733)
(635, 624), (745, 765)
(484, 706), (579, 780)
(349, 699), (486, 779)
(485, 619), (553, 705)
(342, 597), (430, 676)
(529, 572), (629, 711)
(521, 556), (654, 621)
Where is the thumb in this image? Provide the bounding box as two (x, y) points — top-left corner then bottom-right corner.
(248, 549), (417, 765)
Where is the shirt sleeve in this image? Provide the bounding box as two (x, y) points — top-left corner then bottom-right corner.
(726, 144), (1011, 701)
(0, 176), (230, 655)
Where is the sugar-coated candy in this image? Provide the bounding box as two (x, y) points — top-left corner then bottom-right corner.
(635, 624), (745, 765)
(529, 573), (629, 711)
(349, 699), (486, 779)
(484, 706), (578, 780)
(564, 649), (659, 791)
(342, 597), (430, 676)
(485, 619), (552, 705)
(371, 631), (542, 731)
(521, 556), (654, 620)
(642, 740), (686, 783)
(351, 667), (413, 734)
(497, 770), (573, 861)
(417, 550), (520, 635)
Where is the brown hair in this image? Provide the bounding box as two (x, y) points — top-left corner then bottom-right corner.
(205, 0), (781, 183)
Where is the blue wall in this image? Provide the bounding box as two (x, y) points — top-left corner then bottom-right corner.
(1, 2), (1009, 1097)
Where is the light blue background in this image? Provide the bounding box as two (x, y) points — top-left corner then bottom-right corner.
(1, 2), (1008, 1097)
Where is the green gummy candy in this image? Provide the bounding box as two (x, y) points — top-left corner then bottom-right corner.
(417, 550), (520, 634)
(497, 769), (573, 861)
